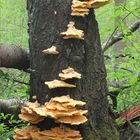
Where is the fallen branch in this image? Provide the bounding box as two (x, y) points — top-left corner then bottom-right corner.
(0, 44), (30, 70)
(102, 19), (140, 52)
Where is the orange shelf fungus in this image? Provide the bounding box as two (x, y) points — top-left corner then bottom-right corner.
(43, 95), (88, 125)
(45, 79), (76, 89)
(61, 21), (84, 40)
(59, 67), (81, 80)
(14, 126), (83, 140)
(19, 102), (45, 124)
(51, 95), (86, 107)
(71, 0), (110, 17)
(15, 96), (87, 139)
(42, 46), (59, 55)
(18, 95), (87, 126)
(71, 0), (89, 17)
(13, 126), (39, 140)
(85, 0), (110, 9)
(36, 126), (83, 140)
(56, 115), (88, 125)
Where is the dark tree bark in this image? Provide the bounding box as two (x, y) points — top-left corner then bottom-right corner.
(0, 45), (30, 70)
(27, 0), (119, 139)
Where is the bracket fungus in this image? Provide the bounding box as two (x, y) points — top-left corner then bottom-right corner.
(19, 102), (45, 124)
(56, 115), (87, 125)
(45, 79), (76, 89)
(61, 21), (84, 40)
(85, 0), (110, 9)
(44, 95), (88, 125)
(13, 126), (39, 140)
(71, 0), (89, 17)
(35, 126), (83, 140)
(59, 67), (81, 80)
(18, 96), (87, 126)
(14, 126), (82, 140)
(51, 95), (85, 107)
(71, 0), (110, 17)
(42, 46), (59, 55)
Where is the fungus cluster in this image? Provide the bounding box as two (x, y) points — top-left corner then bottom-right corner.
(14, 126), (39, 140)
(19, 102), (45, 124)
(71, 0), (89, 17)
(14, 126), (82, 140)
(61, 21), (84, 40)
(18, 95), (87, 125)
(59, 67), (81, 80)
(45, 67), (81, 89)
(45, 95), (88, 125)
(71, 0), (110, 17)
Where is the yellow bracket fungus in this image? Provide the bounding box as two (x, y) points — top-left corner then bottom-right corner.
(42, 46), (59, 55)
(59, 67), (81, 80)
(61, 21), (84, 40)
(45, 79), (76, 89)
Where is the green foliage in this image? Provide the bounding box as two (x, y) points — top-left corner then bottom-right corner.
(97, 0), (140, 112)
(0, 69), (29, 100)
(0, 0), (28, 48)
(0, 113), (26, 139)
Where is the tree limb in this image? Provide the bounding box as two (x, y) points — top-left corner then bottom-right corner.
(0, 44), (30, 70)
(102, 20), (140, 52)
(127, 121), (140, 140)
(0, 99), (26, 117)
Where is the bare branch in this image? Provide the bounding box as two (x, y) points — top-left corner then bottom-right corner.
(0, 99), (26, 117)
(0, 44), (30, 70)
(13, 79), (29, 85)
(102, 20), (140, 52)
(127, 120), (140, 136)
(127, 121), (140, 140)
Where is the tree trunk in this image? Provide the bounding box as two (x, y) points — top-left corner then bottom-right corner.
(27, 0), (119, 139)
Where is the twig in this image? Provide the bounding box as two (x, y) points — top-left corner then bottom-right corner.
(102, 19), (140, 52)
(127, 121), (140, 140)
(13, 79), (29, 86)
(123, 6), (140, 19)
(102, 9), (134, 53)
